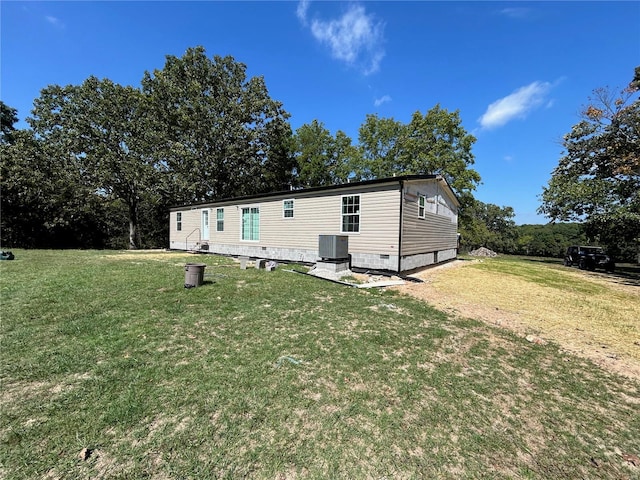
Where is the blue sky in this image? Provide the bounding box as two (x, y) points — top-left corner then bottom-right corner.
(2, 1), (638, 224)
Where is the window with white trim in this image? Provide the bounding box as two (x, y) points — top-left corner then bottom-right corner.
(216, 208), (224, 232)
(341, 195), (360, 233)
(283, 199), (294, 218)
(418, 195), (426, 218)
(241, 206), (260, 241)
(176, 212), (182, 231)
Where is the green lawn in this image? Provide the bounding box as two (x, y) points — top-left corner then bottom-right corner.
(1, 250), (638, 479)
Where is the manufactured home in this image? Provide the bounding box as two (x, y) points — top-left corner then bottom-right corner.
(169, 175), (459, 272)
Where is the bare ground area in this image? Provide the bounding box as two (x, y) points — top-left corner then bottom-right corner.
(396, 259), (640, 381)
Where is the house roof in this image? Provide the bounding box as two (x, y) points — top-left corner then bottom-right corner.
(169, 174), (460, 211)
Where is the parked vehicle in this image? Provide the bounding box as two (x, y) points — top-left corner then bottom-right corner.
(564, 245), (615, 272)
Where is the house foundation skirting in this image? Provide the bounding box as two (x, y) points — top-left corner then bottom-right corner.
(399, 248), (457, 271)
(170, 240), (455, 272)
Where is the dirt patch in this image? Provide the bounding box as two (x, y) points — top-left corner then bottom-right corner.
(396, 259), (640, 381)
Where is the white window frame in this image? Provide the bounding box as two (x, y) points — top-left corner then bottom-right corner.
(216, 208), (224, 232)
(283, 199), (294, 219)
(240, 205), (260, 242)
(176, 212), (182, 231)
(418, 195), (426, 218)
(340, 194), (360, 234)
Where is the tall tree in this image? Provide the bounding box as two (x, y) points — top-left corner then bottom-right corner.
(539, 69), (640, 259)
(142, 46), (294, 202)
(356, 105), (480, 196)
(29, 77), (162, 248)
(356, 114), (403, 179)
(399, 106), (480, 194)
(293, 120), (358, 187)
(255, 116), (297, 193)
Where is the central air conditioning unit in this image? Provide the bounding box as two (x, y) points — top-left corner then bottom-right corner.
(318, 235), (349, 260)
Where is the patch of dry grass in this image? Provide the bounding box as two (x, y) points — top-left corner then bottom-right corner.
(401, 257), (640, 379)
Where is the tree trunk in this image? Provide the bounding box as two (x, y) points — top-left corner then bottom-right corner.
(128, 201), (139, 249)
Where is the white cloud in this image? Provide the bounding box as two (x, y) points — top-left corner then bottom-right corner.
(296, 0), (310, 25)
(499, 8), (531, 19)
(45, 15), (64, 28)
(478, 81), (553, 129)
(374, 95), (391, 107)
(298, 2), (385, 75)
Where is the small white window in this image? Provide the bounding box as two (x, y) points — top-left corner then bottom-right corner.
(216, 208), (224, 232)
(176, 212), (182, 231)
(419, 195), (426, 218)
(283, 199), (294, 218)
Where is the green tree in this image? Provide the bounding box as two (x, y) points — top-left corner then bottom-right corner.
(293, 120), (358, 187)
(458, 200), (516, 253)
(356, 106), (481, 238)
(539, 69), (640, 261)
(29, 77), (162, 249)
(355, 106), (481, 222)
(142, 46), (294, 202)
(399, 106), (480, 195)
(513, 223), (586, 258)
(255, 117), (297, 193)
(1, 101), (18, 145)
(356, 114), (403, 179)
(0, 129), (115, 248)
(357, 106), (480, 194)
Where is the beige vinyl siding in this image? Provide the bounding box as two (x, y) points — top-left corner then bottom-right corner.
(169, 184), (401, 254)
(258, 186), (400, 254)
(401, 180), (458, 255)
(402, 211), (457, 255)
(170, 209), (201, 246)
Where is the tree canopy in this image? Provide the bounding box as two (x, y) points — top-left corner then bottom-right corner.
(29, 77), (161, 249)
(458, 200), (516, 253)
(1, 101), (18, 145)
(1, 46), (495, 251)
(293, 120), (357, 187)
(539, 68), (640, 259)
(142, 46), (295, 203)
(2, 47), (295, 249)
(356, 106), (480, 197)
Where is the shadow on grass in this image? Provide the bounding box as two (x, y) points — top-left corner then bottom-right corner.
(604, 264), (640, 287)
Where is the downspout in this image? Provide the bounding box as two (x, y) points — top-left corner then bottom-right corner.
(397, 180), (404, 273)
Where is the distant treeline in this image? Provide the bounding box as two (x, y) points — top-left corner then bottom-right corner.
(460, 221), (637, 263)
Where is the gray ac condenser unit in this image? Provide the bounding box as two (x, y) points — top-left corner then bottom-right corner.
(318, 235), (349, 260)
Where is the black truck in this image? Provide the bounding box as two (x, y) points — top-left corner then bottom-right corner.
(564, 245), (615, 272)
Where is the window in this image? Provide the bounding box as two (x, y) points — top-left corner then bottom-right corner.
(176, 212), (182, 231)
(216, 208), (224, 232)
(341, 195), (360, 233)
(418, 195), (426, 218)
(283, 199), (294, 218)
(241, 206), (260, 241)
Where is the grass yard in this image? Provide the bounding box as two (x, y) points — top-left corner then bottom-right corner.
(401, 256), (640, 380)
(1, 250), (639, 479)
